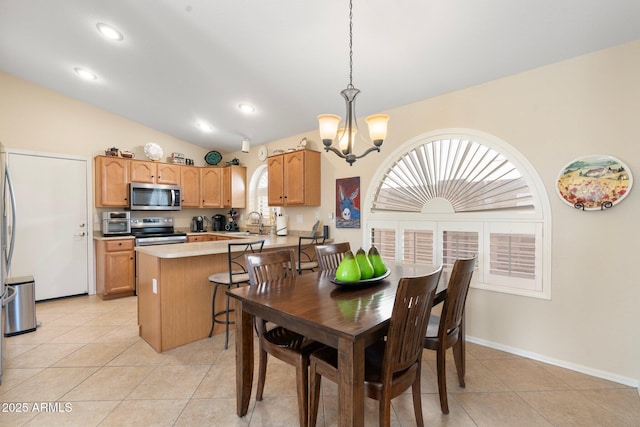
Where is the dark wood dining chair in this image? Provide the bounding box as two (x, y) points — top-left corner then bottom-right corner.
(424, 256), (476, 414)
(297, 235), (326, 275)
(245, 249), (325, 427)
(314, 242), (351, 272)
(208, 240), (265, 349)
(308, 266), (443, 427)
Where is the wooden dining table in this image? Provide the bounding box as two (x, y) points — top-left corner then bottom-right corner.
(227, 262), (441, 427)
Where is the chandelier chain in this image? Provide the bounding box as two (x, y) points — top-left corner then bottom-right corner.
(348, 0), (354, 89)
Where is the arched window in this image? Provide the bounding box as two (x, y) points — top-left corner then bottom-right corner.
(364, 129), (551, 299)
(248, 165), (280, 222)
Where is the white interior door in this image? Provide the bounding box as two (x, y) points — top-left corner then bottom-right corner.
(7, 152), (90, 301)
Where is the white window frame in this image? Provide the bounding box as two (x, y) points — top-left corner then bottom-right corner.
(364, 129), (552, 300)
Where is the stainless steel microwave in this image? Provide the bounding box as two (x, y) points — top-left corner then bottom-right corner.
(102, 211), (131, 236)
(129, 182), (181, 211)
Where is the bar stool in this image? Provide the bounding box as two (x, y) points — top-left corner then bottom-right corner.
(297, 235), (326, 275)
(208, 240), (265, 349)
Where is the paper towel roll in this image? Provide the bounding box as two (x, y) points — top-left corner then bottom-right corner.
(276, 215), (288, 236)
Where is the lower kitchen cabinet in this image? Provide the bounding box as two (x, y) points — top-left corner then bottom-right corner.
(95, 238), (135, 300)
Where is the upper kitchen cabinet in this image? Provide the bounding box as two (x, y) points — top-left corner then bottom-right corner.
(95, 156), (130, 207)
(223, 165), (246, 208)
(180, 165), (201, 208)
(268, 150), (320, 206)
(201, 167), (223, 208)
(130, 160), (180, 185)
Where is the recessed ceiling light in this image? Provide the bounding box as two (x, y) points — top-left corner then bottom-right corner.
(196, 122), (214, 133)
(238, 103), (255, 113)
(96, 23), (123, 41)
(74, 67), (98, 81)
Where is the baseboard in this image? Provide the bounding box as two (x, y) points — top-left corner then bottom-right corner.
(467, 335), (639, 391)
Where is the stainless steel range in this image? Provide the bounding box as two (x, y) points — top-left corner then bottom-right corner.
(131, 217), (187, 246)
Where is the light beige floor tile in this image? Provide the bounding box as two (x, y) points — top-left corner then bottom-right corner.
(23, 400), (120, 427)
(423, 358), (510, 394)
(316, 390), (400, 427)
(251, 396), (313, 426)
(481, 358), (571, 392)
(161, 337), (222, 366)
(0, 367), (98, 402)
(2, 343), (39, 359)
(519, 389), (630, 426)
(0, 368), (44, 392)
(5, 343), (84, 368)
(48, 325), (119, 344)
(580, 388), (640, 425)
(63, 365), (155, 401)
(106, 339), (166, 366)
(455, 392), (553, 426)
(92, 324), (141, 343)
(394, 393), (478, 427)
(0, 402), (39, 426)
(5, 326), (75, 345)
(466, 342), (523, 360)
(127, 364), (210, 400)
(193, 363), (240, 399)
(99, 398), (188, 427)
(174, 398), (251, 426)
(41, 312), (100, 327)
(52, 341), (132, 367)
(90, 311), (133, 326)
(540, 364), (630, 390)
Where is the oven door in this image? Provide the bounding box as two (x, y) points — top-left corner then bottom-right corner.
(129, 183), (181, 211)
(102, 219), (131, 236)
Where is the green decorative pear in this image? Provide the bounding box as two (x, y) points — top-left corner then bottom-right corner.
(355, 248), (374, 279)
(335, 250), (361, 282)
(367, 246), (387, 277)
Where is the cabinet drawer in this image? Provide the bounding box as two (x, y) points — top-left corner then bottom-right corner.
(105, 239), (134, 252)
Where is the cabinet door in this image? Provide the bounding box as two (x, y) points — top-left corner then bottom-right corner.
(180, 166), (201, 207)
(284, 151), (306, 205)
(201, 167), (223, 207)
(157, 164), (180, 185)
(130, 160), (156, 183)
(267, 155), (285, 206)
(96, 156), (130, 207)
(221, 166), (246, 208)
(105, 250), (135, 294)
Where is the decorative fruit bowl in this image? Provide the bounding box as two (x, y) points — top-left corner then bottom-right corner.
(330, 269), (391, 288)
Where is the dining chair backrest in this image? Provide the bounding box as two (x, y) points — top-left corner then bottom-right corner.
(245, 249), (296, 285)
(297, 235), (326, 274)
(314, 242), (351, 272)
(225, 240), (265, 283)
(439, 256), (476, 341)
(383, 266), (442, 383)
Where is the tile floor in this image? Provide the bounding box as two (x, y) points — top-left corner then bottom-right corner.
(1, 295), (639, 426)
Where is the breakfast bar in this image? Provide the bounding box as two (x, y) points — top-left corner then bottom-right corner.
(135, 235), (303, 352)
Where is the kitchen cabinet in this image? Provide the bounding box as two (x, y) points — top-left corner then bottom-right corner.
(95, 156), (130, 207)
(187, 234), (210, 243)
(201, 166), (246, 208)
(180, 165), (201, 207)
(268, 149), (320, 206)
(95, 238), (135, 299)
(223, 165), (246, 208)
(201, 167), (223, 207)
(130, 160), (180, 185)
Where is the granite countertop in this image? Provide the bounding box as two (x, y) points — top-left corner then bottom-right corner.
(134, 235), (303, 259)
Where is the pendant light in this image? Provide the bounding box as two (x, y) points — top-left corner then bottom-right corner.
(317, 0), (389, 166)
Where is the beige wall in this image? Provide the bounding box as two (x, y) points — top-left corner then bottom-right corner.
(2, 41), (639, 386)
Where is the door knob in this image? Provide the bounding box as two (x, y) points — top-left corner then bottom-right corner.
(79, 223), (86, 227)
(76, 232), (86, 237)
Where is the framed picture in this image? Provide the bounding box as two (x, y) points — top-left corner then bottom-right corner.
(556, 154), (632, 210)
(336, 177), (360, 229)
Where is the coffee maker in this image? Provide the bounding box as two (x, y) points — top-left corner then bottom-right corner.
(191, 216), (205, 232)
(212, 214), (226, 231)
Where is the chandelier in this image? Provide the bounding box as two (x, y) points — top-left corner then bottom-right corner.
(317, 0), (389, 166)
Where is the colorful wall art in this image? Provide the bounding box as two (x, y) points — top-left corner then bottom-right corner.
(336, 176), (360, 228)
(556, 154), (632, 210)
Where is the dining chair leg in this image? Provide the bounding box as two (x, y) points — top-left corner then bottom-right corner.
(436, 346), (450, 414)
(256, 346), (268, 401)
(308, 362), (321, 427)
(452, 337), (466, 387)
(295, 359), (309, 427)
(411, 364), (425, 427)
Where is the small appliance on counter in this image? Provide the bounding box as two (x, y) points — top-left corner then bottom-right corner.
(102, 211), (131, 236)
(191, 216), (205, 232)
(225, 209), (240, 231)
(212, 214), (226, 231)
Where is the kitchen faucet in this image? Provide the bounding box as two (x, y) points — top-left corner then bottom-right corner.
(247, 211), (264, 234)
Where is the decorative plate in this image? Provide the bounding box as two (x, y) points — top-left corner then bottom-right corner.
(556, 154), (632, 210)
(144, 142), (163, 161)
(258, 146), (268, 162)
(204, 150), (222, 165)
(330, 268), (391, 288)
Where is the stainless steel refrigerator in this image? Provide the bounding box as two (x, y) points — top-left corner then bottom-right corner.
(1, 142), (18, 384)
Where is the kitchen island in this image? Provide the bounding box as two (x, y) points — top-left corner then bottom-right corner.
(135, 235), (307, 352)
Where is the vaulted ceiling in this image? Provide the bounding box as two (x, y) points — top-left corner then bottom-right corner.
(1, 0), (639, 152)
